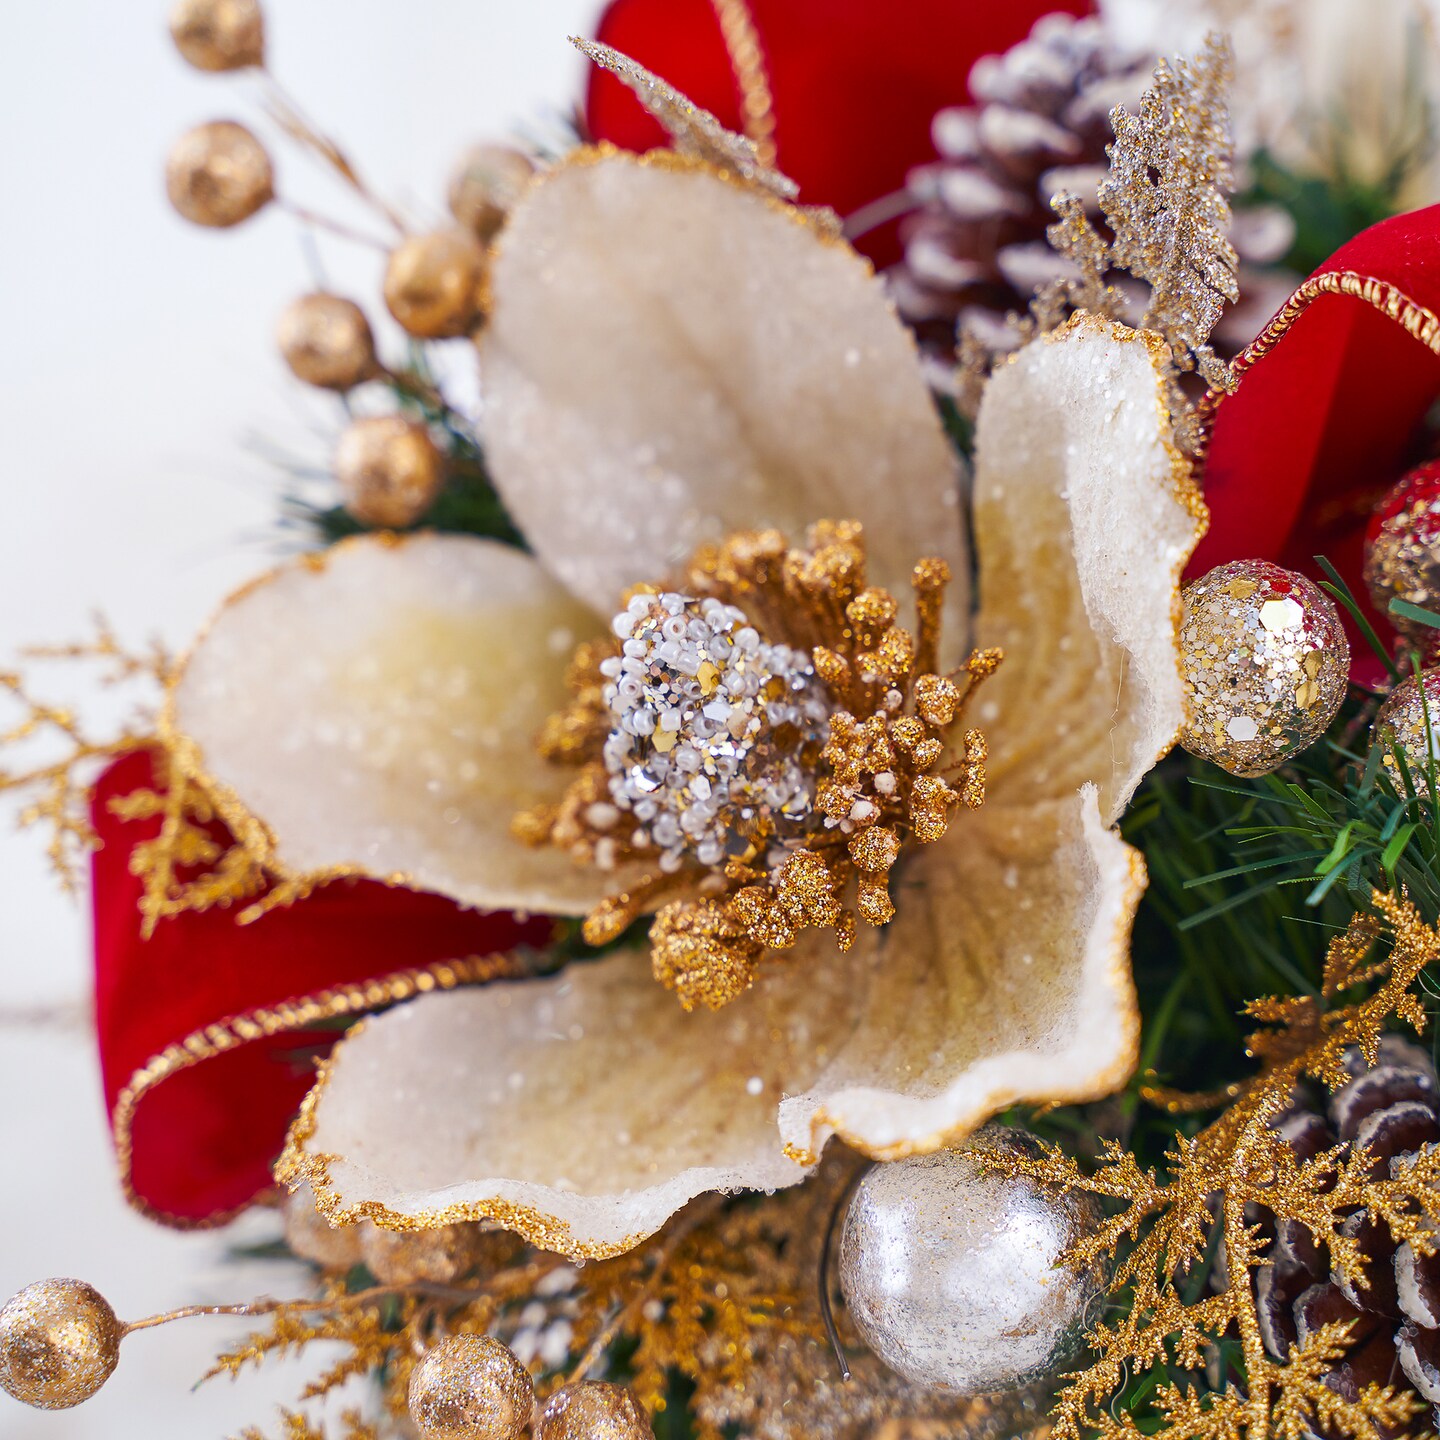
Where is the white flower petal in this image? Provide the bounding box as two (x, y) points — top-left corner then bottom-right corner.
(778, 786), (1144, 1161)
(480, 151), (967, 654)
(278, 942), (865, 1258)
(169, 533), (629, 915)
(970, 314), (1206, 823)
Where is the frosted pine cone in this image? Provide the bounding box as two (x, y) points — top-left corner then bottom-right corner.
(1255, 1036), (1440, 1430)
(886, 11), (1294, 374)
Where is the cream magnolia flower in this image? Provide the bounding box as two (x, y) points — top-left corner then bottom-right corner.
(166, 150), (1204, 1260)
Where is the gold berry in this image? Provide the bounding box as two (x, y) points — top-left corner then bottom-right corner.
(168, 0), (264, 71)
(383, 229), (487, 339)
(334, 415), (444, 529)
(166, 120), (273, 228)
(0, 1279), (122, 1411)
(277, 293), (378, 390)
(538, 1381), (655, 1440)
(282, 1185), (367, 1272)
(360, 1223), (482, 1286)
(447, 144), (536, 242)
(407, 1334), (533, 1440)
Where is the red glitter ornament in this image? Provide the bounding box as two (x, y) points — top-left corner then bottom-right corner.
(1364, 459), (1440, 646)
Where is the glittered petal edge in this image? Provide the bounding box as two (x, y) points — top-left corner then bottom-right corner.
(479, 148), (968, 659)
(776, 786), (1145, 1163)
(166, 532), (637, 918)
(969, 313), (1207, 824)
(273, 939), (872, 1259)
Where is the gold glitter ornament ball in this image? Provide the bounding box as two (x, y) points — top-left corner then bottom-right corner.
(1178, 559), (1349, 777)
(166, 120), (273, 228)
(168, 0), (264, 71)
(1364, 460), (1440, 646)
(277, 293), (378, 390)
(0, 1279), (122, 1410)
(361, 1222), (482, 1286)
(407, 1334), (533, 1440)
(448, 144), (537, 242)
(538, 1381), (654, 1440)
(334, 415), (444, 529)
(1373, 668), (1440, 794)
(383, 229), (488, 339)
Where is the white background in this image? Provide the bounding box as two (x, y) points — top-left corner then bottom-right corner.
(0, 2), (590, 1434)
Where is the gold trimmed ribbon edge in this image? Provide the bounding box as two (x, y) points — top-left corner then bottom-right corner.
(1196, 268), (1440, 451)
(111, 949), (530, 1231)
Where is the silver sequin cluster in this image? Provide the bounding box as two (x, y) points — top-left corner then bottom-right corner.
(598, 593), (830, 873)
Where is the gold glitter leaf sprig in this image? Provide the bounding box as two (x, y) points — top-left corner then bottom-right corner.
(0, 620), (172, 892)
(986, 894), (1440, 1440)
(220, 1159), (1045, 1440)
(231, 1412), (378, 1440)
(1098, 33), (1240, 396)
(571, 36), (799, 202)
(955, 37), (1239, 445)
(0, 621), (297, 929)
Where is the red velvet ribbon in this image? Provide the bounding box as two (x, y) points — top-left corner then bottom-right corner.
(585, 0), (1090, 267)
(91, 749), (551, 1227)
(1196, 205), (1440, 665)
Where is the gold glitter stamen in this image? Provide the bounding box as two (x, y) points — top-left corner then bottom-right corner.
(520, 521), (1001, 1011)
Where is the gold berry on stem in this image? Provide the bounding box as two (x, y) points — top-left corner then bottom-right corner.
(448, 143), (537, 242)
(538, 1381), (655, 1440)
(0, 1279), (122, 1410)
(276, 293), (378, 390)
(334, 415), (445, 529)
(281, 1185), (366, 1272)
(360, 1222), (482, 1286)
(407, 1334), (534, 1440)
(1364, 458), (1440, 646)
(166, 120), (273, 228)
(168, 0), (264, 72)
(1177, 559), (1350, 777)
(384, 229), (488, 339)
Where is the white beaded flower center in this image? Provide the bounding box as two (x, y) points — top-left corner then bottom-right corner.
(600, 593), (831, 873)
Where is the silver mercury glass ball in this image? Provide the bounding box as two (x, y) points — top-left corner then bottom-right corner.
(838, 1126), (1104, 1395)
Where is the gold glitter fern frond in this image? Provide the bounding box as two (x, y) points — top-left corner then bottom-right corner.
(987, 894), (1440, 1440)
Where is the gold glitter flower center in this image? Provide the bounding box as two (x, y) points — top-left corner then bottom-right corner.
(516, 521), (1000, 1009)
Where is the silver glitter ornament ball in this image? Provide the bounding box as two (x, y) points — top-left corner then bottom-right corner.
(1177, 559), (1349, 778)
(838, 1126), (1104, 1395)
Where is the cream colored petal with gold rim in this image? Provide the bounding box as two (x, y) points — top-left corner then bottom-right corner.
(279, 788), (1140, 1255)
(480, 151), (966, 654)
(169, 533), (630, 916)
(970, 314), (1206, 824)
(778, 786), (1143, 1161)
(278, 939), (869, 1258)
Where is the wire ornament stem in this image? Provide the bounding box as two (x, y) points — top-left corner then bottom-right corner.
(276, 198), (392, 251)
(816, 1161), (872, 1382)
(257, 70), (407, 236)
